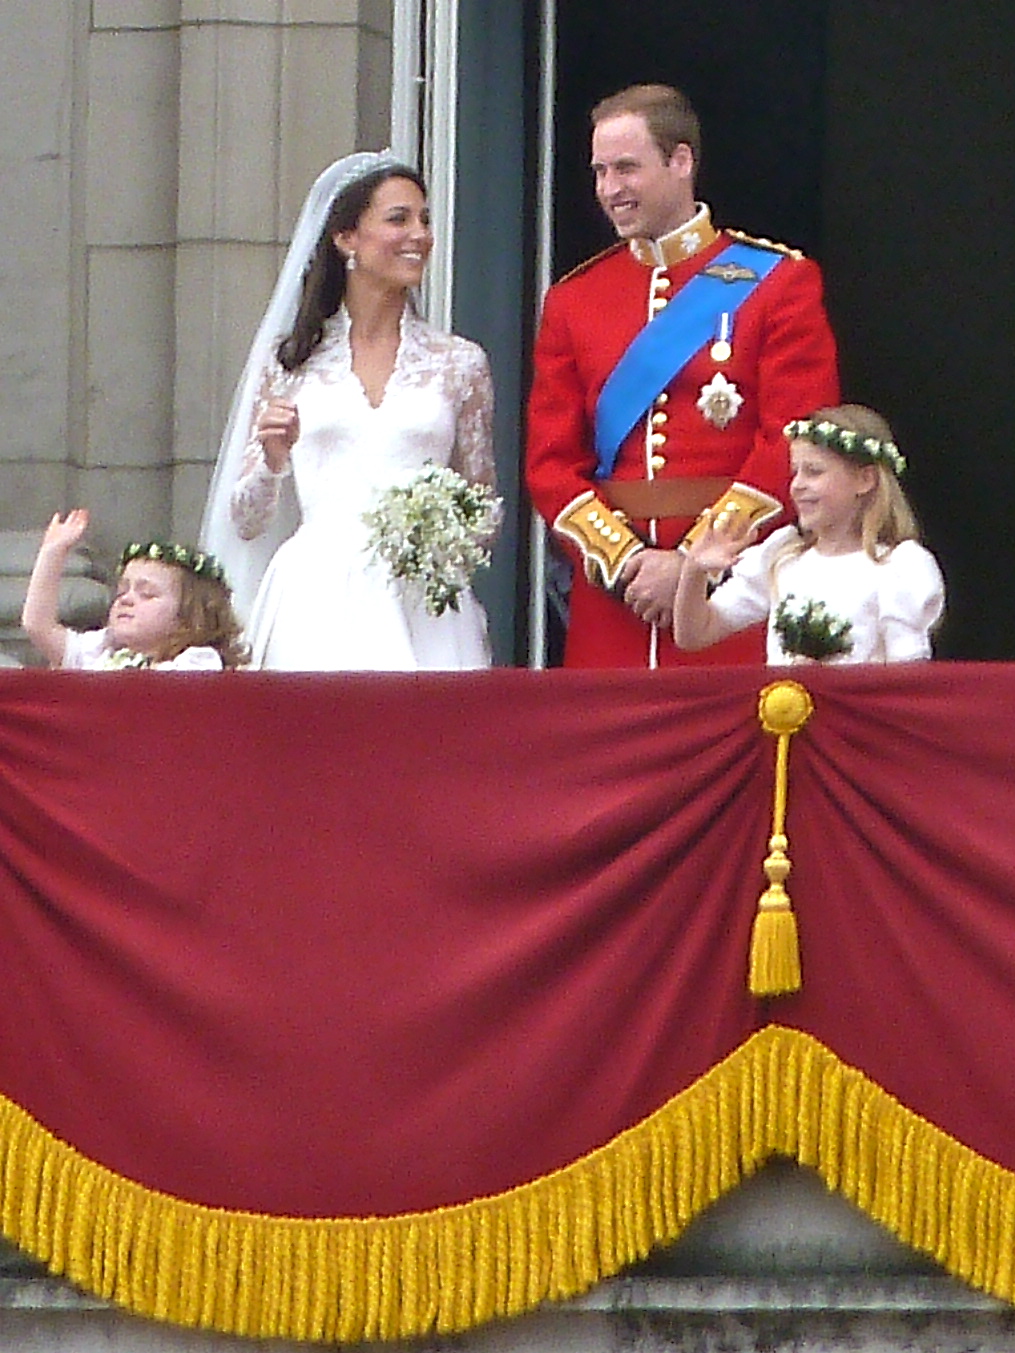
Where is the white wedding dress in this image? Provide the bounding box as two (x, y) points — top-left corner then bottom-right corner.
(230, 306), (496, 671)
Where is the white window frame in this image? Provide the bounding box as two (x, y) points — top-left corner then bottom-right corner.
(391, 0), (557, 666)
(391, 0), (459, 333)
(528, 0), (556, 667)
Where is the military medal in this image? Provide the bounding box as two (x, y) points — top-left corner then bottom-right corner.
(697, 372), (743, 429)
(710, 311), (733, 362)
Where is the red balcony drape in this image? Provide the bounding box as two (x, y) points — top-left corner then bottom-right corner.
(0, 665), (1013, 1340)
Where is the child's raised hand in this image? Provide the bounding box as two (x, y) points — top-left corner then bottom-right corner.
(23, 509), (90, 665)
(41, 509), (90, 553)
(684, 506), (757, 574)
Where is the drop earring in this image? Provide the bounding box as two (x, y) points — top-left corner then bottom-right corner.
(346, 251), (357, 272)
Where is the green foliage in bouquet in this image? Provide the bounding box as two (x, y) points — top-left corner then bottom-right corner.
(363, 464), (502, 617)
(773, 594), (853, 661)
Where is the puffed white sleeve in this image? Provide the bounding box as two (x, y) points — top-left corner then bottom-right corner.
(878, 541), (946, 661)
(160, 646), (225, 671)
(61, 628), (111, 670)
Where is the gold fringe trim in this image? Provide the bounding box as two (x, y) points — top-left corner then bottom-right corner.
(1, 1025), (1014, 1341)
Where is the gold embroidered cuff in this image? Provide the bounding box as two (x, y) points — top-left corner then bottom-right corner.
(553, 491), (645, 590)
(680, 481), (784, 551)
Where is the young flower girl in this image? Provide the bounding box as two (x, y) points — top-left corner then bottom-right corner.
(673, 404), (945, 663)
(22, 509), (247, 669)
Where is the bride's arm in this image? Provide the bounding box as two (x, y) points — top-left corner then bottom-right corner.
(230, 365), (297, 540)
(450, 345), (496, 491)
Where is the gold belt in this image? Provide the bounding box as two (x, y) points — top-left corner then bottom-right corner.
(601, 477), (731, 520)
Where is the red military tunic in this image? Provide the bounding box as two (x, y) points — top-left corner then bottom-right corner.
(526, 207), (840, 668)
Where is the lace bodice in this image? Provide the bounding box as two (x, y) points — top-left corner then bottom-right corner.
(231, 307), (496, 540)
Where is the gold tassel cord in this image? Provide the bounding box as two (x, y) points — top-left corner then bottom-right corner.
(3, 1028), (1015, 1340)
(751, 680), (814, 997)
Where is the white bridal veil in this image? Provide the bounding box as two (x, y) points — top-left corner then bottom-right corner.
(199, 149), (400, 620)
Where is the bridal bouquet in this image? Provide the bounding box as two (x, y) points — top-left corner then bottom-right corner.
(363, 464), (502, 617)
(773, 594), (853, 661)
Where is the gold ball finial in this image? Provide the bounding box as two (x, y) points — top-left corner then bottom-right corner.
(758, 680), (813, 736)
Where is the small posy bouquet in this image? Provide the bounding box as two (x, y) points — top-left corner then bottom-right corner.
(773, 594), (853, 662)
(363, 464), (502, 617)
(100, 648), (153, 670)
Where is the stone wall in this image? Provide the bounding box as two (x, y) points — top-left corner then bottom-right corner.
(0, 1), (393, 576)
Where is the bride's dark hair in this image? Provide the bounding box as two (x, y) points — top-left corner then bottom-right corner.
(276, 164), (427, 372)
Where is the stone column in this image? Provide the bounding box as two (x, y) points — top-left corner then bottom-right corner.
(85, 1), (183, 557)
(0, 3), (83, 530)
(0, 0), (391, 574)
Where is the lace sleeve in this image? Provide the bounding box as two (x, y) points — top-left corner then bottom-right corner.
(229, 363), (292, 541)
(450, 344), (496, 489)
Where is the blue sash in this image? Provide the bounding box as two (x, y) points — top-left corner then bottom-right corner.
(593, 242), (783, 479)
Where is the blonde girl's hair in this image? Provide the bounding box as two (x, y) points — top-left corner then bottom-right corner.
(144, 567), (249, 669)
(778, 403), (921, 571)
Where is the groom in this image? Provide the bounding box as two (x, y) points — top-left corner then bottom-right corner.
(525, 82), (840, 668)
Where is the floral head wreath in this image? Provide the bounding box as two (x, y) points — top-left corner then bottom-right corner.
(784, 418), (907, 478)
(119, 541), (227, 586)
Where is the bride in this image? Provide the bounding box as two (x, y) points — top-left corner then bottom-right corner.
(200, 152), (497, 671)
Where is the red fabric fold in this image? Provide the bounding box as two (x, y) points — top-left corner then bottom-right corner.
(0, 664), (1012, 1221)
(777, 664), (1015, 1168)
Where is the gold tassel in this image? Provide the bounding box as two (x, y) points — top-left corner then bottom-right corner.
(750, 839), (801, 996)
(751, 681), (813, 997)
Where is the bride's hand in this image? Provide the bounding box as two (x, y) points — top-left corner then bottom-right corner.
(257, 399), (300, 473)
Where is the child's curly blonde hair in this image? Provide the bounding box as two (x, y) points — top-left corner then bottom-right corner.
(157, 568), (248, 668)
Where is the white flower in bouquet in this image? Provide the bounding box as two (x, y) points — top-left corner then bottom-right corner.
(363, 464), (502, 617)
(100, 648), (153, 670)
(773, 593), (853, 661)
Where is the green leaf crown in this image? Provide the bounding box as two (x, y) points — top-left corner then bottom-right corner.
(784, 418), (906, 477)
(119, 541), (227, 586)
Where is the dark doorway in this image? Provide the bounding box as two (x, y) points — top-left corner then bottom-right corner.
(551, 0), (1015, 658)
(553, 0), (831, 274)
